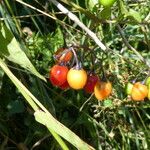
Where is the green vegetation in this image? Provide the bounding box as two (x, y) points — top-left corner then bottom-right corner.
(0, 0), (150, 149)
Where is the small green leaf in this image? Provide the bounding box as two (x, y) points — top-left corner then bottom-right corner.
(145, 77), (150, 86)
(118, 0), (128, 15)
(0, 23), (46, 81)
(126, 9), (142, 23)
(99, 7), (111, 19)
(52, 27), (64, 52)
(118, 107), (126, 116)
(88, 0), (98, 10)
(125, 82), (133, 95)
(103, 99), (113, 107)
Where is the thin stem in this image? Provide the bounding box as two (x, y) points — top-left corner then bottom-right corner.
(31, 135), (50, 150)
(69, 47), (80, 69)
(4, 0), (22, 36)
(117, 24), (150, 67)
(79, 93), (94, 111)
(14, 0), (84, 35)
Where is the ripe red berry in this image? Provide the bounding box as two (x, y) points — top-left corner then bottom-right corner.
(49, 65), (68, 86)
(84, 74), (99, 94)
(59, 80), (70, 90)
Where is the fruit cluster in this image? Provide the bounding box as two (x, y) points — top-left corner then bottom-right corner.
(49, 47), (150, 102)
(125, 77), (150, 101)
(49, 47), (112, 101)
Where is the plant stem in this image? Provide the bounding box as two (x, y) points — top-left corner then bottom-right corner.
(69, 47), (81, 69)
(117, 24), (150, 67)
(48, 0), (107, 51)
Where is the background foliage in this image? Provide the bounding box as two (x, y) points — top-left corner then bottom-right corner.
(0, 0), (150, 149)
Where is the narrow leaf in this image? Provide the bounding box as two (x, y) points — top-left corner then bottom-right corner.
(126, 9), (142, 23)
(88, 0), (98, 11)
(0, 58), (95, 150)
(118, 0), (128, 15)
(0, 23), (46, 81)
(34, 110), (95, 150)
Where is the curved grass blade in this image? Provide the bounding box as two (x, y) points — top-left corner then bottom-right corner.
(0, 58), (95, 150)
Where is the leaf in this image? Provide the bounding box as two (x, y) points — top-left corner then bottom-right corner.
(88, 0), (98, 11)
(0, 58), (95, 150)
(34, 110), (95, 150)
(117, 0), (128, 21)
(0, 23), (46, 81)
(99, 7), (111, 19)
(126, 9), (142, 23)
(52, 27), (64, 52)
(118, 0), (128, 15)
(103, 99), (113, 107)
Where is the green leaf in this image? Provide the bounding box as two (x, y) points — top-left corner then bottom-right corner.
(145, 77), (150, 86)
(99, 7), (111, 19)
(0, 58), (94, 150)
(103, 99), (113, 107)
(52, 27), (64, 52)
(88, 0), (98, 11)
(0, 23), (46, 81)
(118, 2), (142, 23)
(126, 9), (142, 23)
(117, 0), (128, 21)
(118, 0), (128, 15)
(34, 110), (95, 150)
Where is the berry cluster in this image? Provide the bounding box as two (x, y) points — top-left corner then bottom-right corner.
(125, 77), (150, 101)
(49, 47), (112, 101)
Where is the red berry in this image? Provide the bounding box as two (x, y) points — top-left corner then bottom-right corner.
(59, 80), (70, 90)
(49, 65), (68, 86)
(84, 74), (99, 94)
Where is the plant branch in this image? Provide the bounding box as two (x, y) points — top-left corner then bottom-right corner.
(14, 0), (86, 35)
(80, 93), (94, 112)
(15, 0), (107, 51)
(48, 0), (107, 51)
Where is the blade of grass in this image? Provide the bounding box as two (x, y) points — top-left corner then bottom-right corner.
(47, 129), (69, 150)
(0, 58), (39, 111)
(34, 110), (95, 150)
(0, 58), (95, 150)
(4, 0), (22, 36)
